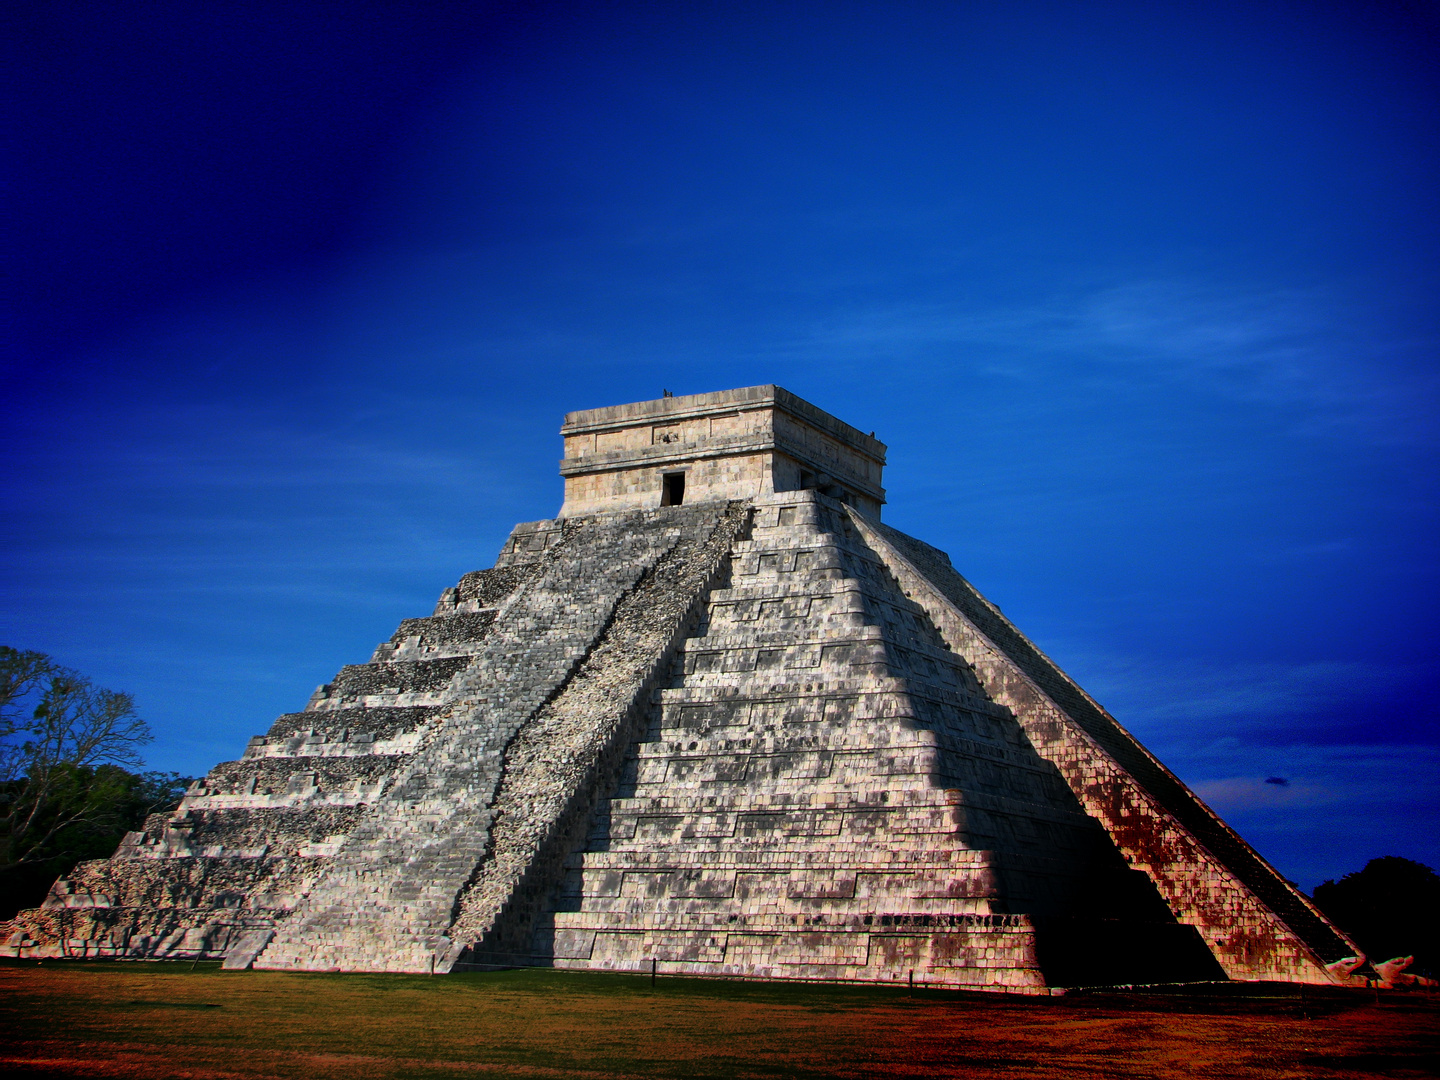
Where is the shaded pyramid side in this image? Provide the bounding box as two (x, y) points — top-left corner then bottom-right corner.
(850, 508), (1357, 984)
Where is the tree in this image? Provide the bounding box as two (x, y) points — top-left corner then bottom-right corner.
(0, 647), (177, 882)
(1312, 857), (1439, 979)
(0, 765), (191, 918)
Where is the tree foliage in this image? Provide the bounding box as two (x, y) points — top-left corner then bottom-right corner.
(1312, 856), (1439, 978)
(0, 647), (191, 917)
(0, 766), (191, 918)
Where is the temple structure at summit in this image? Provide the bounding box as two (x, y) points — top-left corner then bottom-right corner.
(3, 386), (1360, 990)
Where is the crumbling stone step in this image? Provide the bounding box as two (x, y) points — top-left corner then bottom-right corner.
(254, 706), (441, 751)
(121, 805), (367, 860)
(323, 657), (470, 702)
(378, 611), (499, 659)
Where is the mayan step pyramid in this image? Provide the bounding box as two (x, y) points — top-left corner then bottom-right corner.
(4, 386), (1359, 990)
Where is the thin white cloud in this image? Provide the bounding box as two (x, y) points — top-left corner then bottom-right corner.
(1192, 775), (1338, 812)
(1057, 651), (1414, 729)
(800, 280), (1440, 445)
(1186, 743), (1440, 820)
(1183, 741), (1440, 886)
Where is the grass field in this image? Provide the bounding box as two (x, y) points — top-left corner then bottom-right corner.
(2, 960), (1436, 1079)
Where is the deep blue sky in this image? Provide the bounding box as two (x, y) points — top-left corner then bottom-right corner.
(5, 0), (1437, 889)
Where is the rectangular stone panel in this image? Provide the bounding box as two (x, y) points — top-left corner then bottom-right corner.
(725, 932), (870, 966)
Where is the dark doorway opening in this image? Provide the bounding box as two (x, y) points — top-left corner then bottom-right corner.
(661, 472), (686, 506)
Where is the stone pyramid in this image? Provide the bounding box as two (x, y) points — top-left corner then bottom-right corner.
(4, 386), (1359, 990)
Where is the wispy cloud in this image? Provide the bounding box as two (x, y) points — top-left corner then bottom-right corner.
(0, 402), (526, 605)
(1182, 741), (1440, 886)
(1059, 651), (1416, 730)
(801, 280), (1440, 445)
(1249, 538), (1354, 563)
(1191, 774), (1338, 812)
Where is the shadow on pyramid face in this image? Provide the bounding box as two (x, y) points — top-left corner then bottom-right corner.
(517, 490), (1225, 989)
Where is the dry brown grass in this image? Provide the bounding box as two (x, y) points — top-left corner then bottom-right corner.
(1, 961), (1435, 1079)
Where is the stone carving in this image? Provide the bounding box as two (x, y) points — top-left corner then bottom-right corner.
(1375, 955), (1437, 989)
(0, 387), (1367, 990)
(1326, 955), (1368, 982)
